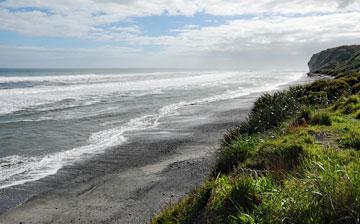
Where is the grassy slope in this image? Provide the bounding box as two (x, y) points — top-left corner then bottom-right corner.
(152, 72), (360, 224)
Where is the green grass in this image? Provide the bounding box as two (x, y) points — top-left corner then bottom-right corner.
(337, 131), (360, 150)
(151, 182), (212, 224)
(215, 135), (259, 174)
(151, 73), (360, 224)
(310, 112), (332, 126)
(356, 112), (360, 120)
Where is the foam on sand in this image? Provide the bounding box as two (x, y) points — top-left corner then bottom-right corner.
(0, 71), (306, 189)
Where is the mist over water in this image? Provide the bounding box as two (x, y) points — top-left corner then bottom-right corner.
(0, 68), (306, 189)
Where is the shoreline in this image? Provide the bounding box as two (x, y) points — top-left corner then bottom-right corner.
(0, 96), (254, 224)
(0, 75), (312, 223)
(151, 69), (360, 223)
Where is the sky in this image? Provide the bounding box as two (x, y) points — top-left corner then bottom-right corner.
(0, 0), (359, 70)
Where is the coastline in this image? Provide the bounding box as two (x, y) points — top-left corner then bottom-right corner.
(0, 75), (312, 223)
(0, 99), (252, 224)
(151, 68), (360, 223)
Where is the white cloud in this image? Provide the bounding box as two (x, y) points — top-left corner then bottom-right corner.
(129, 12), (360, 54)
(2, 0), (359, 16)
(0, 0), (359, 69)
(0, 0), (359, 39)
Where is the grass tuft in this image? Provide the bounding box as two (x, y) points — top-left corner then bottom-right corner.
(247, 89), (300, 132)
(151, 182), (212, 224)
(216, 135), (259, 174)
(152, 73), (360, 223)
(356, 112), (360, 120)
(337, 132), (360, 150)
(221, 122), (251, 146)
(310, 112), (332, 126)
(251, 144), (304, 172)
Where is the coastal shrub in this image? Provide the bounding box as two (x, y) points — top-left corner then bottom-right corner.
(331, 98), (344, 112)
(345, 96), (359, 104)
(332, 95), (360, 114)
(151, 182), (212, 224)
(337, 132), (360, 150)
(222, 176), (263, 220)
(326, 79), (351, 101)
(305, 79), (329, 92)
(334, 96), (360, 115)
(216, 135), (259, 174)
(341, 76), (358, 85)
(310, 112), (332, 126)
(342, 103), (360, 115)
(231, 158), (360, 224)
(247, 90), (299, 132)
(252, 144), (304, 172)
(356, 112), (360, 120)
(299, 108), (312, 123)
(336, 71), (360, 78)
(287, 85), (306, 98)
(205, 175), (233, 223)
(353, 83), (360, 93)
(301, 91), (328, 106)
(293, 108), (312, 126)
(262, 160), (360, 223)
(153, 89), (360, 224)
(233, 79), (351, 136)
(341, 76), (359, 89)
(208, 158), (360, 224)
(206, 175), (264, 223)
(305, 79), (351, 102)
(221, 122), (251, 146)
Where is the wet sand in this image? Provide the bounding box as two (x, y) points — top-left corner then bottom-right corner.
(0, 75), (315, 224)
(0, 95), (254, 224)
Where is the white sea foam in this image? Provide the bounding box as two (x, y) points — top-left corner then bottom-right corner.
(0, 71), (188, 84)
(0, 71), (307, 189)
(0, 71), (238, 115)
(0, 114), (157, 189)
(0, 99), (182, 189)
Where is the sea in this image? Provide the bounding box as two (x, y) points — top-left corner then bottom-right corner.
(0, 68), (308, 190)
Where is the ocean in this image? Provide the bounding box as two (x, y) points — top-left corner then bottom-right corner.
(0, 68), (307, 190)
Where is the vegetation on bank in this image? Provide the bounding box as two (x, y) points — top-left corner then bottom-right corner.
(308, 45), (360, 76)
(152, 72), (360, 224)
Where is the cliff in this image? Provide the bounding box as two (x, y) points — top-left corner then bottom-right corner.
(308, 45), (360, 76)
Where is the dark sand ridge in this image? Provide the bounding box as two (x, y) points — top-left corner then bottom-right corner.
(0, 95), (254, 224)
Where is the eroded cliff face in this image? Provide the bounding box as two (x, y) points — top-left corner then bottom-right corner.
(308, 45), (360, 76)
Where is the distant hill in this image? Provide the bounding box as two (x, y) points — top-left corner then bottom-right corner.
(308, 45), (360, 76)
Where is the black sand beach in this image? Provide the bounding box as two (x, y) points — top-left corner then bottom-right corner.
(0, 76), (313, 224)
(0, 94), (256, 224)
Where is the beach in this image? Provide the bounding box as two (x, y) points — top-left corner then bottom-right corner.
(0, 1), (357, 222)
(0, 96), (254, 223)
(0, 70), (311, 223)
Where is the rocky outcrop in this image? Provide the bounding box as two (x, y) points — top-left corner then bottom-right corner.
(308, 45), (360, 76)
